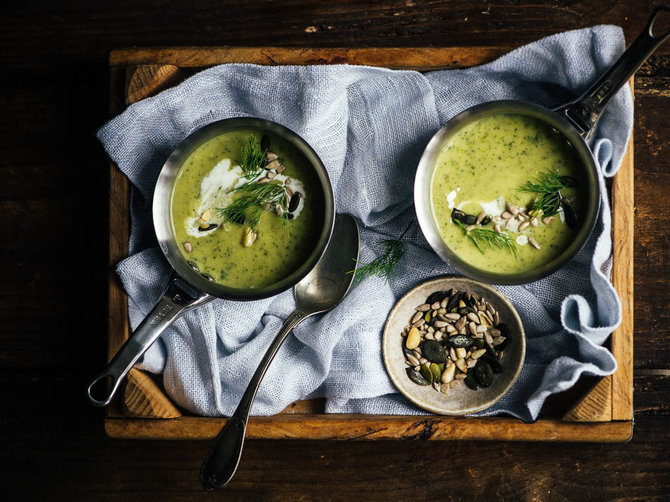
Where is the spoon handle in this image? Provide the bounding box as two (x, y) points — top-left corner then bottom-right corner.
(200, 309), (308, 490)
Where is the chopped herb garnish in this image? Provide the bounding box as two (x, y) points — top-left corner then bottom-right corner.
(349, 223), (412, 283)
(455, 220), (517, 258)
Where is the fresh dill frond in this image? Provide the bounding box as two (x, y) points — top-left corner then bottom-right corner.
(349, 223), (412, 283)
(519, 171), (577, 218)
(240, 135), (267, 180)
(528, 191), (562, 218)
(455, 220), (517, 258)
(519, 171), (569, 194)
(218, 181), (289, 230)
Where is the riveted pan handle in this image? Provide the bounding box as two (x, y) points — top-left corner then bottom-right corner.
(556, 6), (670, 138)
(87, 272), (212, 407)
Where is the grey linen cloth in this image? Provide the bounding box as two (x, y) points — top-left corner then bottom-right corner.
(98, 25), (632, 421)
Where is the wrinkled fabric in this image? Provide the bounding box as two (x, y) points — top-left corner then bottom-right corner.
(98, 25), (632, 421)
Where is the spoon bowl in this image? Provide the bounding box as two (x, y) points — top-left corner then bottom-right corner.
(200, 213), (360, 490)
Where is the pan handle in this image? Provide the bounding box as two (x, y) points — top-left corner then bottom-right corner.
(555, 6), (670, 138)
(87, 273), (212, 407)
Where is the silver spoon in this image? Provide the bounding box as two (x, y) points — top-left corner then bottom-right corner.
(200, 213), (360, 490)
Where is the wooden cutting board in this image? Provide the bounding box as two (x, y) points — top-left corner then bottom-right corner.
(104, 46), (633, 441)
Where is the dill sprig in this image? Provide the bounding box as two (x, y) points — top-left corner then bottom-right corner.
(519, 170), (577, 218)
(455, 220), (517, 258)
(240, 135), (267, 180)
(519, 171), (570, 194)
(219, 182), (288, 230)
(349, 223), (412, 283)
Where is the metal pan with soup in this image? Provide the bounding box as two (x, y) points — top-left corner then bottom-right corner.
(430, 114), (587, 277)
(170, 130), (324, 289)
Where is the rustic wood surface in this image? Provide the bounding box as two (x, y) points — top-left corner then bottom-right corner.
(1, 1), (669, 500)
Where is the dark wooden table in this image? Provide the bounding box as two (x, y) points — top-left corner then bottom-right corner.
(1, 1), (668, 500)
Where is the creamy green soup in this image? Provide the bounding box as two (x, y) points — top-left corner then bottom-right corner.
(431, 114), (586, 275)
(170, 130), (323, 289)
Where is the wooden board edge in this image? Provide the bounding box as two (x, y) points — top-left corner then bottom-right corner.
(610, 81), (635, 421)
(109, 46), (512, 70)
(105, 415), (632, 442)
(562, 376), (612, 422)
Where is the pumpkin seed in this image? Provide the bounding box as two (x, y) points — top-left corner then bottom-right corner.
(426, 291), (444, 305)
(406, 367), (430, 386)
(420, 363), (434, 383)
(430, 363), (442, 381)
(473, 360), (494, 387)
(448, 335), (474, 349)
(422, 340), (447, 363)
(481, 355), (503, 373)
(464, 374), (479, 390)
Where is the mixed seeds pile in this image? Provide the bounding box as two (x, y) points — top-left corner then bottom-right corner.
(402, 289), (510, 393)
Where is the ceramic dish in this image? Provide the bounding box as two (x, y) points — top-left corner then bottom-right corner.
(382, 276), (525, 415)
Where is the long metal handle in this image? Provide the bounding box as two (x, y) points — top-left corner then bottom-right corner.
(200, 309), (308, 490)
(556, 6), (670, 138)
(87, 273), (212, 407)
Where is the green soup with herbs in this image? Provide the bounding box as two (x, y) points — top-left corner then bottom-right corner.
(431, 114), (587, 275)
(170, 130), (323, 289)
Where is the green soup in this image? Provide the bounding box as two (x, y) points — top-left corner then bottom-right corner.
(431, 114), (587, 275)
(170, 130), (323, 289)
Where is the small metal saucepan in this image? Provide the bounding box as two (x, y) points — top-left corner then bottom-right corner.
(415, 7), (670, 285)
(87, 118), (335, 406)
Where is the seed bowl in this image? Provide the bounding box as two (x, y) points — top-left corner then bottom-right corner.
(382, 276), (525, 415)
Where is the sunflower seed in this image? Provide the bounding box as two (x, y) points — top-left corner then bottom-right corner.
(411, 311), (423, 324)
(412, 348), (422, 358)
(494, 223), (502, 234)
(407, 354), (420, 366)
(542, 216), (554, 225)
(493, 215), (502, 223)
(431, 301), (441, 310)
(449, 347), (457, 361)
(266, 171), (276, 179)
(467, 358), (478, 369)
(488, 328), (501, 337)
(476, 324), (488, 333)
(258, 177), (270, 184)
(285, 176), (292, 185)
(467, 312), (480, 324)
(529, 236), (541, 250)
(455, 359), (468, 372)
(276, 164), (286, 174)
(484, 333), (494, 346)
(440, 383), (450, 394)
(432, 381), (441, 391)
(425, 332), (435, 340)
(468, 322), (478, 336)
(455, 347), (467, 359)
(506, 202), (519, 215)
(437, 308), (446, 315)
(454, 373), (467, 380)
(440, 297), (449, 308)
(445, 324), (457, 334)
(434, 332), (443, 341)
(433, 320), (447, 328)
(416, 304), (431, 312)
(531, 217), (539, 227)
(419, 357), (429, 365)
(494, 312), (500, 325)
(518, 221), (530, 231)
(446, 313), (461, 321)
(471, 349), (486, 359)
(476, 211), (486, 225)
(455, 316), (467, 330)
(505, 217), (515, 229)
(492, 336), (506, 346)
